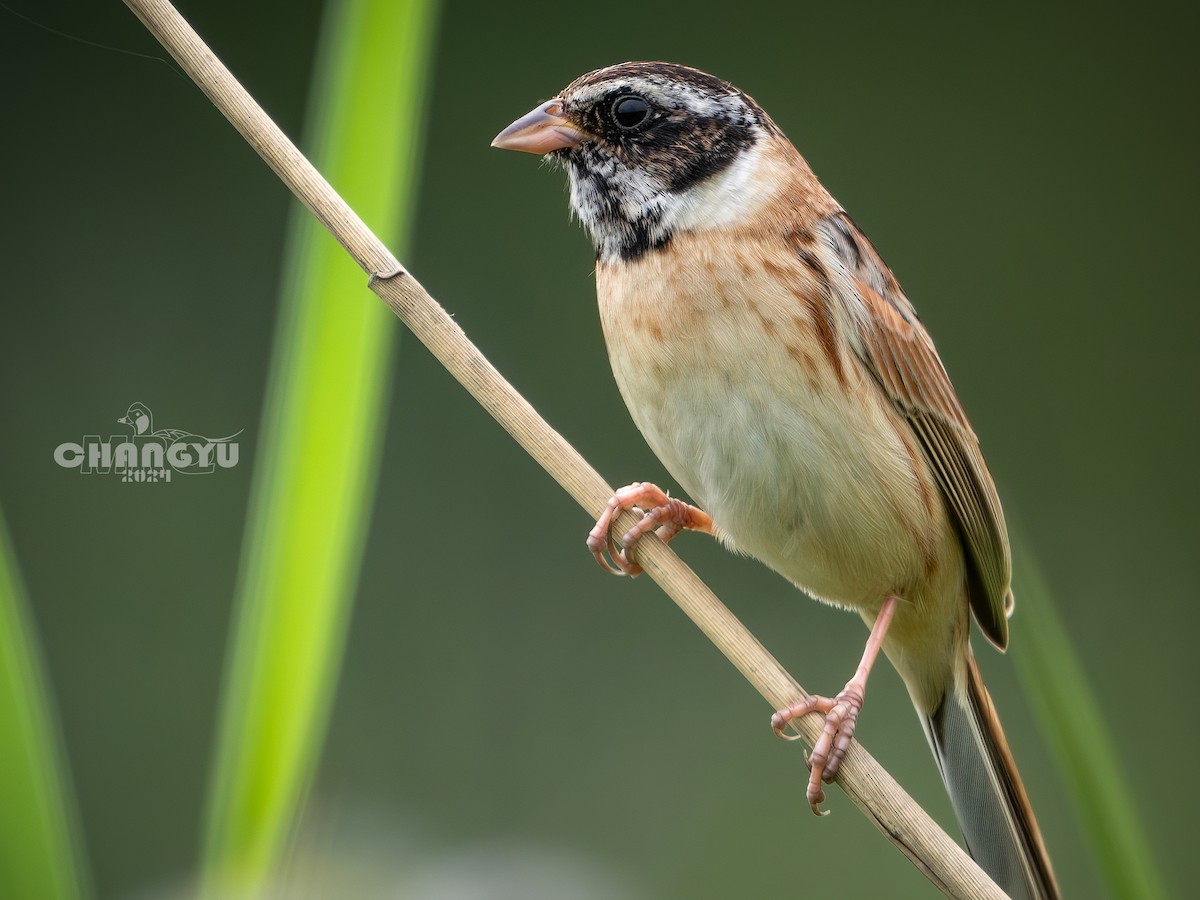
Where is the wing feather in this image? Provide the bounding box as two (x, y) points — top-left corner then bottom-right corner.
(816, 212), (1013, 647)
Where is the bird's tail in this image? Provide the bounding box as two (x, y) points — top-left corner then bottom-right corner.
(922, 651), (1059, 900)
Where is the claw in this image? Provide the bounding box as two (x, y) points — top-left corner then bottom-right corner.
(585, 488), (642, 575)
(585, 482), (714, 576)
(770, 595), (900, 815)
(773, 690), (863, 815)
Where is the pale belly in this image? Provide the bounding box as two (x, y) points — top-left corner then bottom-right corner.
(596, 243), (949, 617)
(622, 354), (938, 611)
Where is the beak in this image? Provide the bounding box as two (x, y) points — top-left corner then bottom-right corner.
(118, 416), (130, 425)
(491, 99), (589, 154)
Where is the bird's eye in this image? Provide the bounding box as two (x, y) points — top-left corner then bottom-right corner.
(611, 95), (652, 130)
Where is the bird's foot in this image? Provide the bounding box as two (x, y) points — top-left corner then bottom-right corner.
(771, 685), (865, 815)
(769, 595), (897, 815)
(586, 482), (713, 576)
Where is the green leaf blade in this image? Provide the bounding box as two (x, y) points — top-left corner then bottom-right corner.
(0, 510), (89, 900)
(1012, 536), (1168, 900)
(201, 0), (440, 892)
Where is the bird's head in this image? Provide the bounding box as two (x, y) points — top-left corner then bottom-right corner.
(492, 62), (788, 264)
(118, 402), (153, 435)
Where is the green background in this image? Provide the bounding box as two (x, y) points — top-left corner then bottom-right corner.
(1, 1), (1195, 897)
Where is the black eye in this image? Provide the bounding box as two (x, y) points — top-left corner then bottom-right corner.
(611, 95), (651, 130)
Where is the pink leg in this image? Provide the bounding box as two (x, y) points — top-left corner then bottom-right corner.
(586, 482), (714, 576)
(770, 594), (899, 814)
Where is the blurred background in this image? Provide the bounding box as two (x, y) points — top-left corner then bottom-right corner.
(1, 0), (1196, 897)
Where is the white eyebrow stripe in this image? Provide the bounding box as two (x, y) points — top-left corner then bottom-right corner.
(568, 76), (743, 119)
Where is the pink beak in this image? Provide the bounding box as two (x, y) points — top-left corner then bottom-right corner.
(491, 99), (590, 154)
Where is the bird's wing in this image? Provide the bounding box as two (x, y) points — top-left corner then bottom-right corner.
(155, 428), (243, 443)
(815, 211), (1012, 648)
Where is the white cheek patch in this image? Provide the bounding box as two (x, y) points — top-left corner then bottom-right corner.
(663, 138), (778, 233)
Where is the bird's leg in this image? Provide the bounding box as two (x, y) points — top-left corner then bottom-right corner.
(587, 481), (714, 577)
(771, 594), (899, 814)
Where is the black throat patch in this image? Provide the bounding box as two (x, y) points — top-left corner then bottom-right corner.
(560, 117), (758, 262)
(553, 62), (778, 263)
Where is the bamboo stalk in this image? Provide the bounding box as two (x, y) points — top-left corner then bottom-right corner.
(121, 0), (1006, 895)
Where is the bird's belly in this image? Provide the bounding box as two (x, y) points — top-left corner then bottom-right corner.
(643, 375), (931, 605)
(603, 326), (943, 613)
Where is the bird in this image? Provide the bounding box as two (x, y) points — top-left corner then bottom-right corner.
(117, 401), (243, 452)
(118, 402), (191, 441)
(492, 62), (1058, 899)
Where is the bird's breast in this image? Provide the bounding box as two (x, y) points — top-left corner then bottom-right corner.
(595, 230), (948, 611)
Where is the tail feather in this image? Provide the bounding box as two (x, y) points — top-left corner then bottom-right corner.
(922, 653), (1059, 900)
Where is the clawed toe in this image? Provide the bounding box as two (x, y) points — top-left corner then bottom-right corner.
(585, 484), (657, 576)
(585, 482), (712, 577)
(772, 688), (864, 815)
(586, 513), (638, 575)
(769, 596), (897, 815)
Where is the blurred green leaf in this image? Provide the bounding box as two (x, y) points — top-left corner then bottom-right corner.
(201, 0), (440, 892)
(0, 509), (88, 900)
(1012, 537), (1167, 900)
